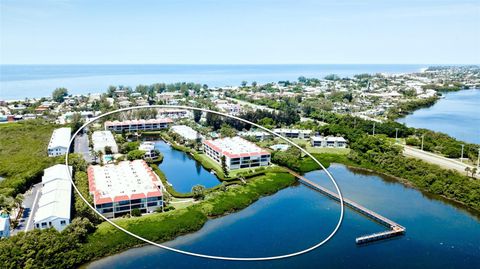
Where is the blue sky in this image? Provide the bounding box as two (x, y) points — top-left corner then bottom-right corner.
(0, 0), (479, 64)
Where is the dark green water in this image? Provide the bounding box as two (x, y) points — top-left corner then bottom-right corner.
(87, 164), (480, 269)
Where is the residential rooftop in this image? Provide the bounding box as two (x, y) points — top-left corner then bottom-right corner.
(203, 136), (270, 158)
(104, 118), (173, 127)
(48, 127), (71, 149)
(34, 165), (72, 225)
(88, 160), (162, 205)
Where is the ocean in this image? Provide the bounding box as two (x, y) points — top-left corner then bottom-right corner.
(0, 64), (426, 100)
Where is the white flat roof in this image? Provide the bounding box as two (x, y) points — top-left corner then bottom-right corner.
(34, 165), (72, 224)
(311, 136), (347, 142)
(171, 125), (200, 140)
(42, 164), (73, 184)
(273, 128), (312, 134)
(48, 127), (71, 149)
(92, 131), (118, 151)
(139, 142), (155, 152)
(204, 136), (270, 158)
(88, 160), (162, 205)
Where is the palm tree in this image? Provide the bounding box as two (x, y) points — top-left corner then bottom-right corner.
(471, 167), (477, 178)
(465, 167), (471, 177)
(14, 194), (23, 210)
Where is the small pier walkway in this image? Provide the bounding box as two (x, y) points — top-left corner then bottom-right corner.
(287, 170), (406, 244)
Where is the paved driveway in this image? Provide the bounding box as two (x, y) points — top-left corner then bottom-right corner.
(12, 184), (42, 234)
(74, 132), (93, 163)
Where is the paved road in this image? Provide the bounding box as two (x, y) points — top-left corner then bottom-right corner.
(403, 145), (478, 177)
(74, 132), (93, 163)
(227, 97), (326, 124)
(12, 184), (42, 234)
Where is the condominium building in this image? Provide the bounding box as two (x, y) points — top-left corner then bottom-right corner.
(273, 128), (312, 139)
(92, 131), (119, 154)
(238, 130), (272, 141)
(157, 109), (189, 119)
(310, 136), (347, 148)
(139, 142), (158, 159)
(203, 136), (270, 170)
(104, 118), (173, 133)
(34, 164), (72, 231)
(47, 127), (71, 157)
(171, 125), (201, 141)
(88, 160), (164, 218)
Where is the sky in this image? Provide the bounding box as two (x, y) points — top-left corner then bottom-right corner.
(0, 0), (479, 64)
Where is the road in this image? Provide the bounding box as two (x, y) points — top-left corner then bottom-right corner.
(403, 145), (478, 177)
(12, 183), (42, 235)
(227, 97), (327, 124)
(74, 131), (93, 163)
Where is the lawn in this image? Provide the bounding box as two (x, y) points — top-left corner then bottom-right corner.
(0, 120), (61, 197)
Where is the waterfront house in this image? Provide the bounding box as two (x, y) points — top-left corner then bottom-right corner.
(105, 118), (173, 133)
(203, 136), (270, 170)
(87, 160), (164, 218)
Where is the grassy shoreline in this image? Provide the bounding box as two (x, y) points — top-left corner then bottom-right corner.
(78, 171), (296, 266)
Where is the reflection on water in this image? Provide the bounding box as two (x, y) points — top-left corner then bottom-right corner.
(87, 164), (480, 269)
(397, 89), (480, 144)
(154, 140), (220, 193)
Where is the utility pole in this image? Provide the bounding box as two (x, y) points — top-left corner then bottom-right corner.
(477, 148), (480, 170)
(477, 148), (480, 169)
(460, 144), (464, 162)
(373, 122), (375, 136)
(395, 128), (399, 143)
(421, 134), (424, 151)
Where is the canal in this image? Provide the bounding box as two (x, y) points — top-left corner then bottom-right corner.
(87, 164), (480, 269)
(154, 140), (221, 193)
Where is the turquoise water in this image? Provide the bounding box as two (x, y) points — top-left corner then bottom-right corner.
(154, 140), (220, 193)
(0, 64), (425, 100)
(87, 164), (480, 269)
(397, 89), (480, 144)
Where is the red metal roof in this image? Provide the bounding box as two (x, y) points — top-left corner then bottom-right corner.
(131, 193), (146, 200)
(113, 195), (130, 203)
(95, 196), (113, 205)
(146, 190), (162, 197)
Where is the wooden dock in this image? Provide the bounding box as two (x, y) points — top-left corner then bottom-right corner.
(288, 170), (406, 244)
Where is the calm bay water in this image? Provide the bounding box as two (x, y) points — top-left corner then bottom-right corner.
(154, 140), (220, 193)
(87, 164), (480, 269)
(397, 89), (480, 144)
(0, 64), (425, 100)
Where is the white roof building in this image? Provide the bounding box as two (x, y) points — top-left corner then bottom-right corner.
(171, 125), (201, 141)
(311, 136), (347, 148)
(34, 164), (72, 231)
(203, 136), (271, 170)
(0, 214), (10, 238)
(238, 130), (272, 141)
(92, 131), (119, 154)
(47, 127), (71, 157)
(273, 128), (313, 139)
(88, 160), (164, 218)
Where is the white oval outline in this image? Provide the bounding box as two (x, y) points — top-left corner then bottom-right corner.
(65, 105), (344, 261)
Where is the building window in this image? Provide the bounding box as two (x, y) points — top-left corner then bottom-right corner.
(60, 220), (66, 225)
